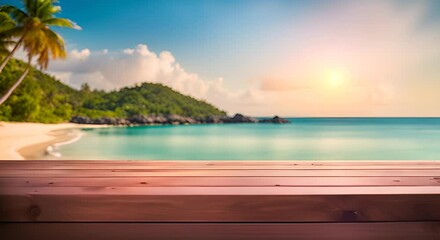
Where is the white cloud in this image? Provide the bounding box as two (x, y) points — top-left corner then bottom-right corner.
(122, 49), (134, 55)
(70, 49), (90, 60)
(47, 44), (251, 114)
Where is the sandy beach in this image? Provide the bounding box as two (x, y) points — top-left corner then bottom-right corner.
(0, 122), (103, 160)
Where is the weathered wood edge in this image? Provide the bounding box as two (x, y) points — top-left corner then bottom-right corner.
(2, 194), (440, 222)
(1, 222), (440, 240)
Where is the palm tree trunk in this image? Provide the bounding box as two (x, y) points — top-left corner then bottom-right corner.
(0, 57), (31, 106)
(0, 34), (26, 74)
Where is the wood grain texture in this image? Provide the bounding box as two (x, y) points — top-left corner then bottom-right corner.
(2, 193), (440, 222)
(2, 186), (440, 195)
(2, 163), (440, 170)
(1, 176), (439, 187)
(1, 222), (440, 240)
(1, 169), (440, 177)
(1, 160), (440, 169)
(1, 160), (440, 238)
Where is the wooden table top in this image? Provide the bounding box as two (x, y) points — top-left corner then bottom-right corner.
(1, 160), (440, 239)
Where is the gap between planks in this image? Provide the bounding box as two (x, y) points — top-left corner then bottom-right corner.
(1, 169), (440, 177)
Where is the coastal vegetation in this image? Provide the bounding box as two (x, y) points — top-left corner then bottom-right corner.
(0, 0), (227, 123)
(0, 59), (226, 123)
(0, 0), (79, 105)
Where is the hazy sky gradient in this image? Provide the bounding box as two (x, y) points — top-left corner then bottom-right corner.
(5, 0), (440, 116)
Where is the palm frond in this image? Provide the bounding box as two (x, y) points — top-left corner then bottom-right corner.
(31, 27), (66, 69)
(44, 28), (66, 58)
(42, 17), (81, 30)
(24, 0), (38, 17)
(0, 5), (28, 23)
(50, 5), (62, 14)
(36, 0), (53, 19)
(0, 12), (16, 32)
(0, 39), (16, 45)
(1, 26), (26, 38)
(37, 46), (49, 69)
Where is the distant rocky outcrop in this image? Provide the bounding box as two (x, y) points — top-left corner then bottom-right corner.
(259, 116), (290, 124)
(70, 116), (130, 125)
(198, 115), (230, 124)
(224, 114), (259, 123)
(70, 113), (288, 125)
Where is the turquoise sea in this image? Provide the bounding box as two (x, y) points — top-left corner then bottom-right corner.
(53, 118), (440, 160)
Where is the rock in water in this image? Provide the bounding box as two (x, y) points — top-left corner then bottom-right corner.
(226, 114), (258, 123)
(259, 116), (290, 124)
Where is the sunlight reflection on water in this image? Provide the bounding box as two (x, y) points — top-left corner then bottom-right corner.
(52, 118), (440, 160)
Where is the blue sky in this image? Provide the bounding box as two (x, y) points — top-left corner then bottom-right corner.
(4, 0), (440, 116)
(56, 0), (439, 89)
(55, 0), (317, 86)
(5, 0), (334, 86)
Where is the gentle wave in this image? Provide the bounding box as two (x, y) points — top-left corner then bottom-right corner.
(46, 130), (84, 158)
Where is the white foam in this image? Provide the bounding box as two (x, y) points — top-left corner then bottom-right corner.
(45, 130), (84, 158)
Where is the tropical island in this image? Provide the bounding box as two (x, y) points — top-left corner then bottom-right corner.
(0, 59), (288, 125)
(0, 58), (225, 123)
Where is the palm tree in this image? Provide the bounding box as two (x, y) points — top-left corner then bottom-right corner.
(0, 0), (79, 105)
(0, 12), (16, 57)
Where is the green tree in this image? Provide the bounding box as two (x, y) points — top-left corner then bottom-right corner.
(80, 83), (91, 93)
(0, 0), (80, 105)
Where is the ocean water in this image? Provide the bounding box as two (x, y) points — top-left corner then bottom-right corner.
(52, 118), (440, 160)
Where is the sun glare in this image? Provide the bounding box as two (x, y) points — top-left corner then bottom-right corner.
(330, 72), (342, 87)
(326, 70), (345, 89)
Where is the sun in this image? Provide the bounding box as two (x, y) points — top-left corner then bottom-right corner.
(329, 71), (342, 87)
(327, 70), (345, 89)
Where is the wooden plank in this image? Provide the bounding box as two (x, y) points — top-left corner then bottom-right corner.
(1, 191), (440, 222)
(1, 169), (440, 177)
(2, 160), (439, 164)
(1, 161), (440, 225)
(2, 186), (440, 195)
(1, 161), (440, 168)
(2, 164), (440, 170)
(1, 160), (440, 168)
(1, 176), (439, 187)
(1, 222), (440, 240)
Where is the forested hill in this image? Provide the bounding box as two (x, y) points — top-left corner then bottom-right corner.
(0, 59), (226, 123)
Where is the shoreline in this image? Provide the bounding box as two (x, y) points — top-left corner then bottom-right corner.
(0, 122), (106, 160)
(18, 128), (82, 160)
